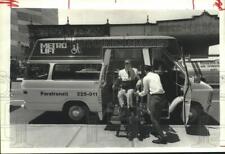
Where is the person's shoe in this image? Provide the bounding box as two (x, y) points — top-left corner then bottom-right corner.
(152, 137), (167, 144)
(138, 135), (143, 141)
(128, 137), (133, 141)
(128, 135), (134, 141)
(151, 131), (159, 137)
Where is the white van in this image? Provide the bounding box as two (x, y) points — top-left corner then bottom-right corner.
(184, 57), (219, 86)
(22, 36), (214, 125)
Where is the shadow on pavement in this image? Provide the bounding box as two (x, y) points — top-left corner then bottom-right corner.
(104, 123), (120, 131)
(104, 123), (180, 143)
(29, 111), (100, 124)
(169, 111), (219, 126)
(184, 111), (219, 136)
(199, 112), (219, 125)
(185, 125), (210, 136)
(10, 105), (20, 112)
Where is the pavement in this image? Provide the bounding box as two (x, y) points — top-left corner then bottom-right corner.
(10, 124), (220, 148)
(10, 82), (24, 106)
(9, 101), (221, 148)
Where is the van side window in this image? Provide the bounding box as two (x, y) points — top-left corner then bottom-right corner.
(25, 64), (49, 80)
(52, 64), (101, 80)
(111, 48), (143, 70)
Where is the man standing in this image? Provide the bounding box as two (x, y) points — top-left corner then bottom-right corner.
(136, 65), (168, 144)
(116, 59), (139, 109)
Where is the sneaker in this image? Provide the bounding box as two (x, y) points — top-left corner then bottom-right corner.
(152, 137), (167, 144)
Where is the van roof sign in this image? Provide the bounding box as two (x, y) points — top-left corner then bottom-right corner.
(30, 40), (101, 60)
(29, 36), (179, 60)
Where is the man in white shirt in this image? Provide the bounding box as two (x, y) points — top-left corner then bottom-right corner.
(136, 65), (168, 144)
(116, 59), (139, 109)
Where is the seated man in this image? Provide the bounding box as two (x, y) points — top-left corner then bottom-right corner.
(115, 59), (139, 109)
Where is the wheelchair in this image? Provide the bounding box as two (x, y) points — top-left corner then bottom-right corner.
(112, 84), (148, 141)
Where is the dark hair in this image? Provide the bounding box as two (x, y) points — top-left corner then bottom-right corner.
(144, 65), (153, 72)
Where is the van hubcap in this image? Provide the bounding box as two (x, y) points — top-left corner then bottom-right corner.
(68, 106), (85, 121)
(72, 110), (81, 117)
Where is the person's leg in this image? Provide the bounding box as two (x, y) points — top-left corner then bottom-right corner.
(149, 95), (167, 144)
(126, 89), (134, 108)
(150, 97), (164, 137)
(118, 89), (126, 107)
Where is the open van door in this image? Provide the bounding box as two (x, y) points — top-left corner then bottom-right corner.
(101, 49), (111, 86)
(101, 49), (113, 119)
(142, 48), (151, 66)
(181, 53), (192, 126)
(103, 49), (111, 66)
(101, 48), (111, 87)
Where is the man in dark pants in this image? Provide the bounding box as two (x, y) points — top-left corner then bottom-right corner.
(136, 65), (168, 144)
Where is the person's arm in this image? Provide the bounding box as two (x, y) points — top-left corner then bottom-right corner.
(136, 79), (142, 90)
(118, 70), (123, 80)
(138, 77), (149, 97)
(133, 68), (140, 80)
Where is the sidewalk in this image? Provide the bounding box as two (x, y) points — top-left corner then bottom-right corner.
(10, 81), (24, 106)
(10, 124), (220, 148)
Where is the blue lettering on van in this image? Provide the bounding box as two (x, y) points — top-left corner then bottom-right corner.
(40, 91), (68, 96)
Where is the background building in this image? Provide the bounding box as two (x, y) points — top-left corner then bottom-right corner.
(11, 8), (58, 60)
(110, 11), (219, 57)
(28, 11), (219, 58)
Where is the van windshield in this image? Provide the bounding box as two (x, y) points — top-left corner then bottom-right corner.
(52, 64), (102, 80)
(25, 64), (49, 80)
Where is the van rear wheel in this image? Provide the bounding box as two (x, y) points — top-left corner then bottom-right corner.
(187, 104), (203, 124)
(180, 103), (203, 125)
(170, 102), (203, 125)
(65, 104), (88, 123)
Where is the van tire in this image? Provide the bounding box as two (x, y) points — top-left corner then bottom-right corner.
(170, 101), (203, 125)
(64, 102), (89, 123)
(170, 104), (183, 124)
(187, 103), (203, 125)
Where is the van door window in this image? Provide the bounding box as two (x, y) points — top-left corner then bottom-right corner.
(109, 48), (144, 72)
(25, 64), (49, 80)
(52, 64), (102, 80)
(105, 48), (144, 85)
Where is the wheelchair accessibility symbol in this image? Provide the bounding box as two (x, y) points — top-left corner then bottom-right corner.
(71, 43), (81, 55)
